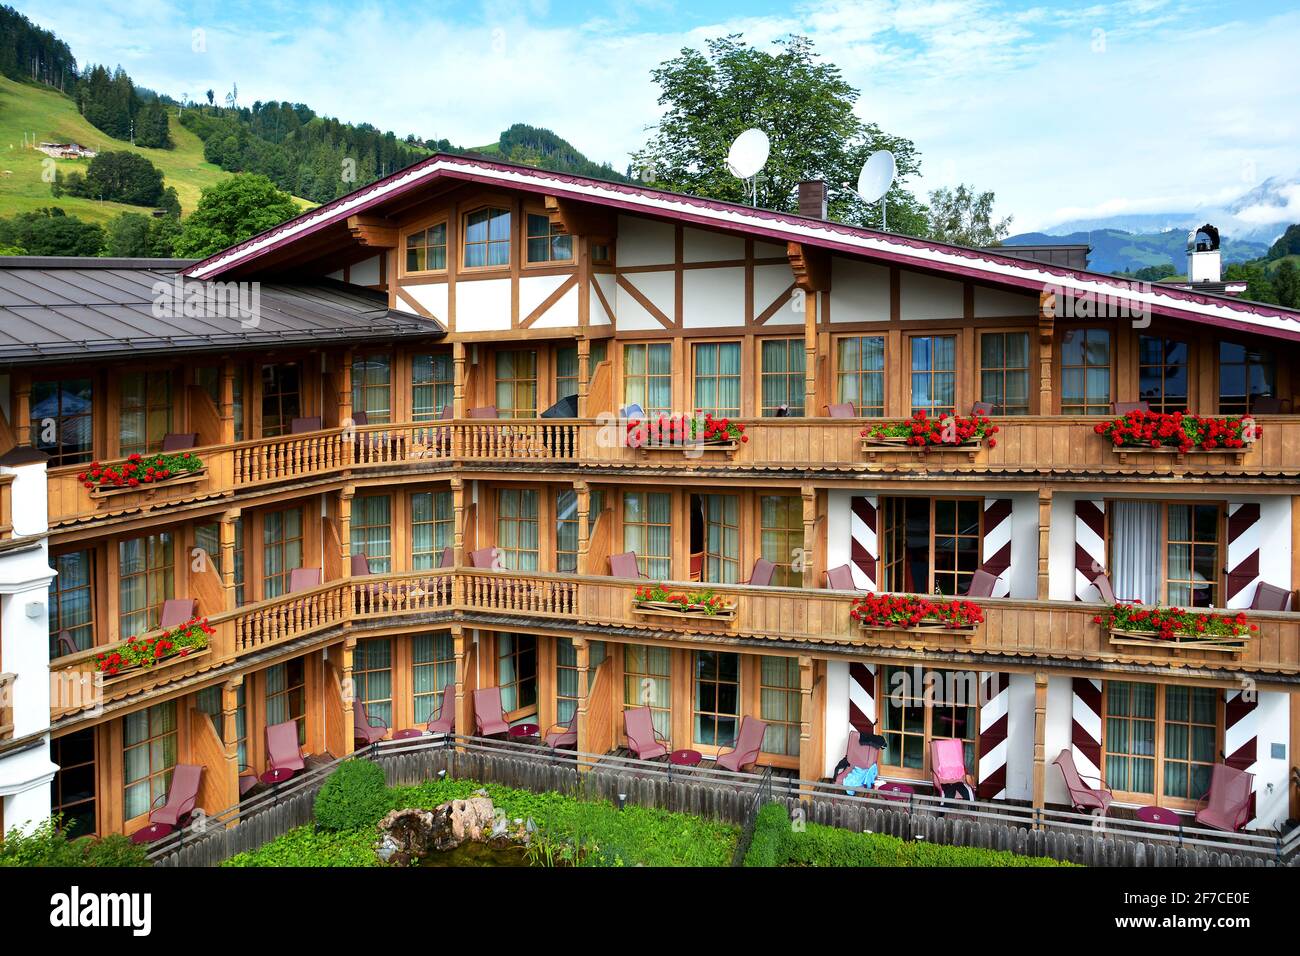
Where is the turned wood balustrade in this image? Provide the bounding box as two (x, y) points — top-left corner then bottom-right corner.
(41, 415), (1300, 529)
(47, 568), (1300, 720)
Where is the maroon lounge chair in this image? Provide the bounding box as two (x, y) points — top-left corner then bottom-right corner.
(468, 406), (499, 419)
(624, 705), (670, 761)
(435, 547), (454, 569)
(353, 698), (388, 746)
(161, 432), (198, 451)
(1111, 401), (1149, 415)
(426, 683), (456, 735)
(715, 716), (767, 772)
(825, 402), (855, 418)
(149, 763), (204, 829)
(970, 401), (994, 416)
(1090, 570), (1120, 604)
(55, 630), (79, 657)
(1250, 581), (1292, 611)
(1052, 748), (1113, 815)
(1195, 764), (1254, 832)
(266, 720), (306, 775)
(470, 547), (502, 570)
(609, 551), (648, 579)
(834, 725), (881, 786)
(963, 568), (1000, 598)
(544, 710), (579, 751)
(1250, 396), (1284, 414)
(824, 564), (857, 590)
(473, 687), (510, 736)
(159, 597), (198, 629)
(745, 558), (776, 587)
(288, 567), (322, 593)
(290, 416), (324, 434)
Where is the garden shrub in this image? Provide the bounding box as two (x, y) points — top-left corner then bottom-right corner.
(742, 802), (791, 867)
(0, 817), (148, 867)
(312, 760), (391, 832)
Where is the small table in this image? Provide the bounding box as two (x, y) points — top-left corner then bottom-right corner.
(508, 723), (540, 741)
(669, 749), (703, 768)
(877, 781), (915, 802)
(260, 767), (295, 786)
(392, 728), (426, 740)
(1136, 805), (1182, 827)
(130, 822), (173, 844)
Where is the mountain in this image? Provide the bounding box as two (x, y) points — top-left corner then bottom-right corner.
(1003, 226), (1270, 276)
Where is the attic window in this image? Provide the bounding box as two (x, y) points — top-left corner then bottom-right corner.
(526, 213), (573, 264)
(406, 223), (447, 272)
(464, 207), (512, 268)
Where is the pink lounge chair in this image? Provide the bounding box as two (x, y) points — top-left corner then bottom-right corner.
(931, 738), (971, 800)
(825, 402), (855, 418)
(468, 406), (499, 419)
(353, 698), (388, 746)
(290, 416), (323, 434)
(266, 720), (306, 775)
(470, 547), (502, 570)
(970, 401), (994, 416)
(1111, 401), (1149, 415)
(544, 710), (579, 750)
(609, 551), (648, 579)
(1052, 748), (1113, 814)
(1195, 764), (1254, 832)
(159, 597), (197, 629)
(1250, 581), (1292, 611)
(745, 558), (776, 587)
(824, 564), (857, 590)
(1090, 570), (1119, 604)
(473, 687), (510, 736)
(963, 568), (1000, 598)
(288, 567), (322, 593)
(149, 764), (204, 828)
(834, 726), (882, 786)
(435, 547), (454, 569)
(426, 683), (456, 735)
(55, 630), (79, 657)
(350, 553), (373, 576)
(715, 716), (767, 773)
(624, 705), (670, 761)
(161, 432), (198, 451)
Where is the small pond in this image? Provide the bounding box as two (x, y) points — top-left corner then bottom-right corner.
(420, 841), (533, 867)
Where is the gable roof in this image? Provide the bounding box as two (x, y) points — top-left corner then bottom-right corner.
(184, 153), (1300, 343)
(0, 259), (443, 366)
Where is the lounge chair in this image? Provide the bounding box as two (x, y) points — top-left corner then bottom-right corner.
(290, 416), (324, 434)
(288, 567), (322, 593)
(1090, 570), (1125, 604)
(544, 710), (579, 751)
(149, 763), (204, 829)
(609, 551), (648, 579)
(353, 698), (388, 746)
(55, 630), (80, 657)
(620, 403), (645, 420)
(1250, 581), (1292, 611)
(970, 401), (994, 416)
(931, 738), (972, 800)
(1052, 748), (1113, 814)
(1195, 764), (1254, 832)
(473, 687), (510, 736)
(834, 725), (882, 787)
(468, 406), (498, 419)
(159, 597), (198, 629)
(715, 716), (767, 772)
(1111, 401), (1149, 415)
(266, 720), (306, 775)
(624, 705), (670, 760)
(745, 558), (776, 587)
(963, 568), (1000, 598)
(161, 432), (198, 451)
(825, 402), (855, 418)
(435, 546), (454, 569)
(824, 564), (857, 590)
(470, 547), (502, 570)
(1250, 396), (1284, 414)
(425, 683), (456, 735)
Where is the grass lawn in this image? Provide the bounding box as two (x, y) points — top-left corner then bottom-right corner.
(224, 777), (739, 868)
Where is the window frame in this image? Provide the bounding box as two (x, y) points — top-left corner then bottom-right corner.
(351, 352), (393, 425)
(621, 490), (673, 579)
(1137, 333), (1192, 414)
(524, 209), (574, 266)
(878, 496), (984, 597)
(621, 342), (673, 418)
(1104, 498), (1224, 608)
(118, 532), (174, 637)
(402, 218), (449, 276)
(907, 332), (959, 417)
(833, 334), (887, 416)
(494, 349), (539, 419)
(412, 351), (454, 422)
(759, 336), (806, 417)
(461, 205), (513, 272)
(31, 376), (94, 466)
(1057, 326), (1113, 415)
(977, 329), (1033, 415)
(690, 339), (742, 419)
(878, 665), (979, 779)
(118, 368), (173, 457)
(495, 487), (539, 572)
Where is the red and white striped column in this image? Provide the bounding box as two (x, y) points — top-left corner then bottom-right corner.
(1225, 502), (1262, 609)
(1224, 688), (1259, 824)
(977, 672), (1010, 799)
(848, 661), (876, 733)
(849, 495), (878, 590)
(981, 498), (1013, 596)
(1074, 499), (1106, 600)
(1070, 677), (1104, 780)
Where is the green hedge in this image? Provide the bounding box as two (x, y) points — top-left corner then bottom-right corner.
(1, 817), (148, 867)
(312, 760), (392, 833)
(743, 803), (1072, 867)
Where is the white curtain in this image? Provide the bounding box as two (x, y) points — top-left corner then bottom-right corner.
(1111, 501), (1161, 603)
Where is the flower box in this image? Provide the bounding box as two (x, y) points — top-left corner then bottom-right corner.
(860, 411), (996, 463)
(1106, 629), (1248, 654)
(631, 583), (737, 622)
(88, 469), (208, 499)
(99, 646), (212, 686)
(95, 618), (215, 683)
(625, 413), (747, 457)
(81, 452), (207, 498)
(1096, 411), (1258, 465)
(1095, 605), (1256, 657)
(849, 592), (984, 640)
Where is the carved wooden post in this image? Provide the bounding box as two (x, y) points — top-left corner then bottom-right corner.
(219, 508), (239, 612)
(220, 359), (237, 444)
(575, 479), (591, 576)
(341, 636), (357, 755)
(1038, 290), (1055, 414)
(221, 677), (242, 825)
(798, 656), (816, 791)
(1032, 671), (1049, 812)
(1037, 490), (1052, 600)
(453, 626), (468, 748)
(574, 637), (590, 772)
(577, 338), (591, 419)
(13, 370), (30, 447)
(453, 341), (467, 419)
(340, 486), (354, 579)
(801, 485), (817, 589)
(338, 348), (354, 428)
(451, 477), (465, 569)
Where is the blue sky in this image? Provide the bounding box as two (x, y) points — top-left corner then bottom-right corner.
(16, 0), (1300, 232)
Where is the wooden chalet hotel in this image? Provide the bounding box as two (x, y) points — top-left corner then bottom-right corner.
(1, 153), (1299, 841)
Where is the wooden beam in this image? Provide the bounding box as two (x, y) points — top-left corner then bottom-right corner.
(346, 214), (399, 248)
(544, 195), (615, 242)
(1032, 671), (1049, 812)
(787, 241), (831, 293)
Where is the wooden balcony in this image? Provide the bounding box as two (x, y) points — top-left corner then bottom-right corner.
(49, 569), (1300, 721)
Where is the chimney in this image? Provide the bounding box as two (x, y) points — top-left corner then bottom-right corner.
(1186, 223), (1222, 284)
(798, 180), (828, 219)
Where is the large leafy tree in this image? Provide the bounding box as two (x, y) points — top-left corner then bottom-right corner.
(631, 35), (927, 235)
(173, 174), (299, 257)
(924, 184), (1013, 247)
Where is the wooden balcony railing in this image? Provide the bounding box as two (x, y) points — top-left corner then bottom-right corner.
(48, 569), (1300, 721)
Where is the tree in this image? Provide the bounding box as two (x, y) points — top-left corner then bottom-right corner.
(104, 212), (153, 256)
(205, 88), (214, 106)
(173, 173), (299, 257)
(631, 35), (926, 235)
(62, 151), (166, 206)
(1267, 223), (1300, 260)
(1132, 263), (1180, 282)
(1223, 262), (1278, 305)
(0, 208), (103, 256)
(135, 100), (174, 149)
(1273, 259), (1300, 309)
(924, 184), (1013, 247)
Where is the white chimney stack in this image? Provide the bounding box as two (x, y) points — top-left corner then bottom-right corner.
(1187, 223), (1221, 284)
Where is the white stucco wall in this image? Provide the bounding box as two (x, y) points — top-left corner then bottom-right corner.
(1004, 673), (1038, 801)
(682, 268), (745, 328)
(616, 215), (674, 267)
(1251, 690), (1292, 831)
(823, 660), (850, 778)
(829, 257), (889, 323)
(899, 269), (963, 320)
(402, 282), (448, 323)
(616, 271), (674, 331)
(455, 278), (512, 332)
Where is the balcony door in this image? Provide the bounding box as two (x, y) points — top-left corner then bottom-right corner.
(879, 497), (981, 596)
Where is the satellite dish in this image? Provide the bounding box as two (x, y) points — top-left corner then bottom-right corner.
(726, 128), (770, 180)
(856, 150), (896, 203)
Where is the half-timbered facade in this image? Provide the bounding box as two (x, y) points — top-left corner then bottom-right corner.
(3, 154), (1299, 839)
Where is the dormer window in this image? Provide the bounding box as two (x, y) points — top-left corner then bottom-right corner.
(463, 207), (511, 268)
(406, 223), (446, 272)
(526, 213), (573, 264)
